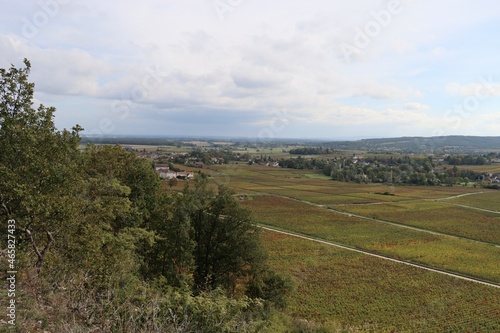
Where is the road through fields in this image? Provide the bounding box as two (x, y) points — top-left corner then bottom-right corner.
(251, 192), (500, 247)
(259, 225), (500, 289)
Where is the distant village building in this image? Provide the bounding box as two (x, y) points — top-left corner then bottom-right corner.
(176, 172), (195, 180)
(484, 173), (500, 183)
(155, 164), (169, 171)
(155, 164), (194, 180)
(159, 171), (178, 179)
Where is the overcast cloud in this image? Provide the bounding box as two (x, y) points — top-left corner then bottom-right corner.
(1, 0), (500, 139)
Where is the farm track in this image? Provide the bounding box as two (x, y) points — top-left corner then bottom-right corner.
(259, 225), (500, 289)
(225, 174), (426, 203)
(439, 201), (500, 214)
(218, 168), (489, 205)
(327, 191), (487, 207)
(222, 169), (499, 244)
(435, 192), (500, 214)
(218, 168), (500, 281)
(243, 191), (500, 247)
(327, 206), (500, 247)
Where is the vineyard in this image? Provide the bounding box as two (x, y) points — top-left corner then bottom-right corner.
(261, 230), (500, 332)
(243, 195), (500, 283)
(208, 164), (500, 331)
(337, 201), (500, 244)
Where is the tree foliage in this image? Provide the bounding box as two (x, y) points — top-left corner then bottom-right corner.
(144, 182), (266, 296)
(0, 59), (83, 272)
(0, 60), (291, 332)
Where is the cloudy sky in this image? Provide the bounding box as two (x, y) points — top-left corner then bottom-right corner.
(1, 0), (500, 139)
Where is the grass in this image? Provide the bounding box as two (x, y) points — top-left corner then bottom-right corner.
(338, 200), (500, 244)
(260, 230), (500, 332)
(143, 151), (500, 331)
(244, 195), (500, 282)
(445, 190), (500, 211)
(456, 163), (500, 173)
(211, 164), (485, 205)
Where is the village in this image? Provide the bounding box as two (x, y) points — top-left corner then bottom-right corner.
(122, 144), (500, 188)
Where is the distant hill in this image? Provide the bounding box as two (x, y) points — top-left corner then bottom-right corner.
(323, 136), (500, 153)
(81, 135), (500, 154)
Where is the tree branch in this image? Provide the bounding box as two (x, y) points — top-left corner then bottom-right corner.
(18, 226), (54, 274)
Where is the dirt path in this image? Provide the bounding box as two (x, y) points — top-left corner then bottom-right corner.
(260, 225), (500, 289)
(439, 192), (483, 199)
(326, 206), (499, 247)
(249, 192), (499, 247)
(331, 191), (486, 207)
(435, 192), (500, 214)
(438, 201), (500, 214)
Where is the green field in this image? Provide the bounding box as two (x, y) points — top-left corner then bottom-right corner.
(211, 165), (486, 205)
(456, 163), (500, 173)
(166, 162), (500, 330)
(209, 165), (500, 280)
(260, 230), (500, 332)
(243, 195), (500, 282)
(338, 200), (500, 244)
(445, 191), (500, 211)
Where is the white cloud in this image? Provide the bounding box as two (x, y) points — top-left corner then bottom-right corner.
(351, 83), (423, 100)
(2, 0), (500, 137)
(404, 102), (430, 110)
(445, 80), (500, 97)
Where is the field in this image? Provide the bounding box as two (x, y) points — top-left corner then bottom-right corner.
(209, 165), (500, 278)
(210, 164), (487, 205)
(202, 164), (500, 329)
(445, 191), (500, 211)
(243, 195), (500, 282)
(158, 156), (500, 330)
(337, 200), (500, 244)
(456, 163), (500, 173)
(260, 230), (500, 332)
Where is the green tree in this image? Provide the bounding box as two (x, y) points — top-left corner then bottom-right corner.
(424, 160), (433, 173)
(0, 59), (83, 273)
(322, 164), (333, 177)
(146, 180), (265, 295)
(247, 270), (293, 310)
(190, 184), (264, 295)
(0, 60), (281, 332)
(0, 59), (156, 317)
(144, 190), (195, 288)
(82, 144), (160, 230)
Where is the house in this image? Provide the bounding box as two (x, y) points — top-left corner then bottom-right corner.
(159, 171), (195, 180)
(176, 172), (195, 180)
(159, 171), (178, 179)
(483, 173), (500, 183)
(155, 164), (169, 171)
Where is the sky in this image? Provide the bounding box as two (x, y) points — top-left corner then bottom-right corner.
(1, 0), (500, 140)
